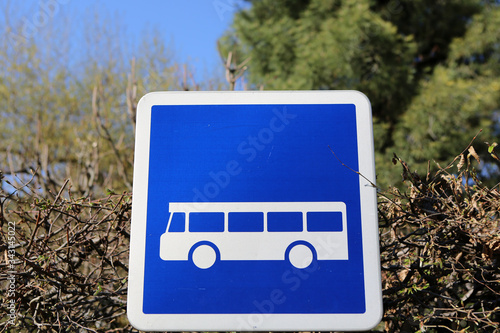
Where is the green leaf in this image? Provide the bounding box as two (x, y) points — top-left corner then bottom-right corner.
(94, 283), (102, 296)
(488, 142), (497, 153)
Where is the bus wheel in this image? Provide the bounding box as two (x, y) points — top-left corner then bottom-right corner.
(189, 242), (219, 269)
(286, 241), (316, 269)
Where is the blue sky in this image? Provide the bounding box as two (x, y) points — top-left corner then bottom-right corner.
(4, 0), (245, 80)
(93, 0), (243, 72)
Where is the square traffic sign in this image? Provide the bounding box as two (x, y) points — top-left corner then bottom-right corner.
(127, 91), (382, 331)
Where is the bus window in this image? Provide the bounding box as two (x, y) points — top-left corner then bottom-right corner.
(189, 212), (225, 232)
(307, 212), (343, 232)
(168, 212), (185, 232)
(267, 212), (302, 232)
(228, 212), (264, 232)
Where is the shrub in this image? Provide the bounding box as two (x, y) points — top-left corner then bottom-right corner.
(0, 178), (133, 332)
(380, 146), (499, 332)
(0, 143), (498, 332)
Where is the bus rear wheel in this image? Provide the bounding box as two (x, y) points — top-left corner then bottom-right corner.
(286, 241), (316, 269)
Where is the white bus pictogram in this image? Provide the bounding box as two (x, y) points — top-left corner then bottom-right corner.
(159, 202), (348, 269)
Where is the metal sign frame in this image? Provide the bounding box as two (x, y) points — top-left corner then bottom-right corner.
(127, 91), (382, 331)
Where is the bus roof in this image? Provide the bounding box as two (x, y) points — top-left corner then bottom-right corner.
(168, 202), (346, 213)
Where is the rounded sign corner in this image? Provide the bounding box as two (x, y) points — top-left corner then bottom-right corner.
(362, 305), (384, 332)
(347, 89), (370, 101)
(126, 308), (148, 332)
(137, 91), (169, 110)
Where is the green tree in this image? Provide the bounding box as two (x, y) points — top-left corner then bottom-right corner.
(391, 7), (500, 177)
(222, 0), (500, 187)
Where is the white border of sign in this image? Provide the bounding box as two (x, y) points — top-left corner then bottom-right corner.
(127, 91), (382, 331)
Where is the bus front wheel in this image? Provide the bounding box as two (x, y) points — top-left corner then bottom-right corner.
(189, 242), (219, 269)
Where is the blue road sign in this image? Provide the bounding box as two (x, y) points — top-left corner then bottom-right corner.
(127, 91), (382, 331)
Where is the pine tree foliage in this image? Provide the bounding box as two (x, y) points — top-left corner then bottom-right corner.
(223, 0), (500, 187)
(392, 7), (500, 177)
